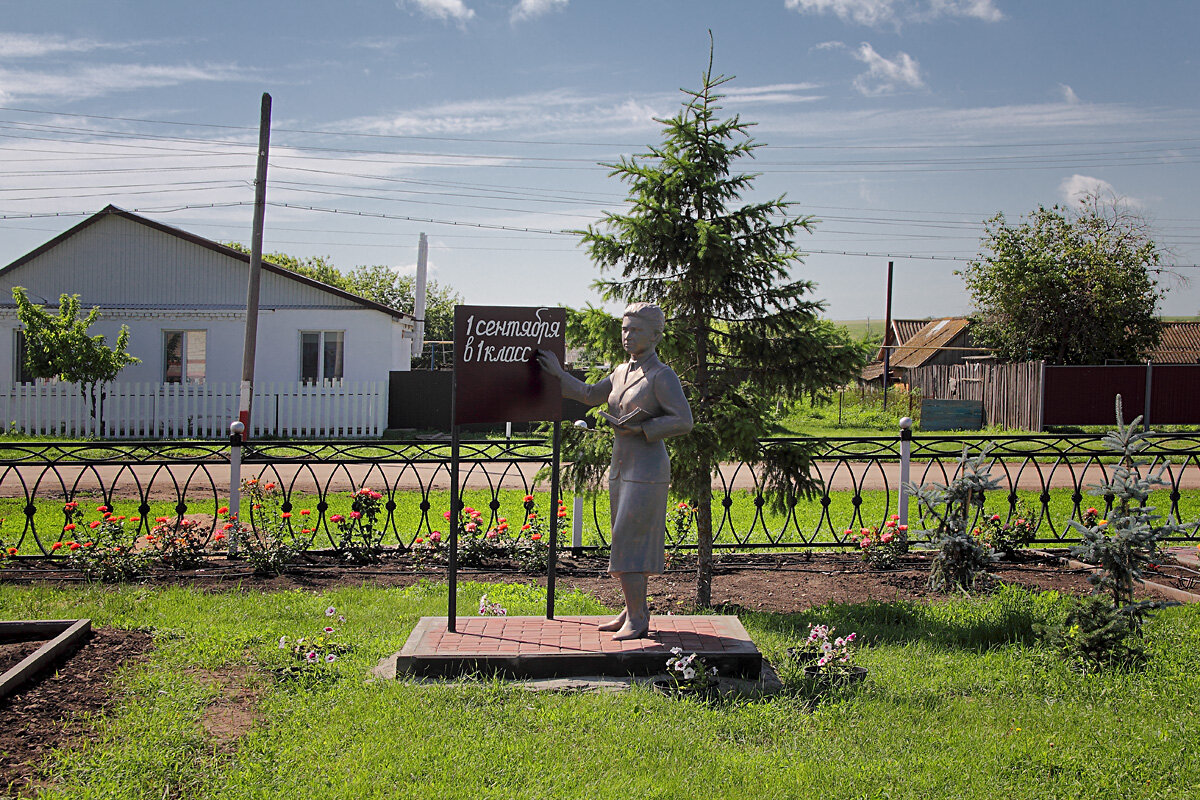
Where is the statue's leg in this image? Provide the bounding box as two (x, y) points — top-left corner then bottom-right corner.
(612, 572), (649, 640)
(597, 607), (627, 631)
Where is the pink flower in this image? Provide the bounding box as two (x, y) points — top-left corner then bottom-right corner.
(485, 530), (498, 540)
(465, 522), (477, 532)
(859, 538), (871, 549)
(880, 531), (893, 544)
(430, 531), (441, 542)
(330, 514), (344, 523)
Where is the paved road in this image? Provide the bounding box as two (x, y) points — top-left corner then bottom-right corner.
(2, 458), (1196, 499)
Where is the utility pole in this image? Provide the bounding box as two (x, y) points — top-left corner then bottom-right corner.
(238, 93), (272, 436)
(882, 261), (894, 410)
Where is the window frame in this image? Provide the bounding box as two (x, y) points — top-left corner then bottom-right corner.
(299, 330), (345, 383)
(162, 329), (207, 384)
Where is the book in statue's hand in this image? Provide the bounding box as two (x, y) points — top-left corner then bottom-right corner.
(597, 406), (649, 428)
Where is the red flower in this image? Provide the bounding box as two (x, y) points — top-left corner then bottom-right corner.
(6, 547), (16, 556)
(214, 532), (226, 542)
(130, 516), (140, 522)
(300, 509), (311, 516)
(415, 537), (424, 545)
(350, 511), (362, 520)
(330, 514), (344, 523)
(530, 533), (542, 541)
(64, 523), (76, 531)
(51, 542), (64, 551)
(97, 505), (109, 513)
(557, 509), (568, 518)
(218, 506), (229, 514)
(281, 512), (292, 519)
(89, 521), (101, 529)
(69, 542), (81, 551)
(156, 517), (169, 524)
(523, 495), (534, 503)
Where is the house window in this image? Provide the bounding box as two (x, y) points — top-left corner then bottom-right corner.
(13, 330), (39, 384)
(300, 331), (344, 382)
(163, 330), (207, 383)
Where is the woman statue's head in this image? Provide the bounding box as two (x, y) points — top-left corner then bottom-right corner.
(621, 302), (666, 357)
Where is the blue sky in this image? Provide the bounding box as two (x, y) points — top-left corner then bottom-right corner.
(2, 0), (1198, 323)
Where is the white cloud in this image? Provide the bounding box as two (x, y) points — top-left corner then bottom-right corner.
(1059, 174), (1143, 208)
(1058, 83), (1080, 104)
(851, 43), (924, 95)
(785, 0), (898, 27)
(0, 32), (125, 59)
(723, 82), (824, 105)
(398, 0), (476, 22)
(784, 0), (1002, 27)
(925, 0), (1003, 22)
(511, 0), (569, 22)
(0, 63), (257, 104)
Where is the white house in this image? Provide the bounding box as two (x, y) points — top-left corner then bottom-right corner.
(0, 206), (416, 437)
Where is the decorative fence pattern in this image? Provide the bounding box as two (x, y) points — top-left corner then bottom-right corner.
(0, 432), (1196, 558)
(1, 381), (388, 439)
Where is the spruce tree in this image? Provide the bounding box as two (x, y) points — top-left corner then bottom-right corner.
(577, 46), (866, 606)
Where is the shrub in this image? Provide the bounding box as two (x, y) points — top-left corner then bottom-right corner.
(54, 502), (150, 582)
(331, 487), (386, 564)
(1041, 594), (1147, 670)
(856, 515), (907, 569)
(905, 446), (998, 592)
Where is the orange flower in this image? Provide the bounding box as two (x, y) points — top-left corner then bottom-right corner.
(300, 509), (311, 516)
(281, 512), (292, 519)
(51, 542), (63, 551)
(64, 523), (76, 531)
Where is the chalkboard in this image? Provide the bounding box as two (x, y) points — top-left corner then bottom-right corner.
(920, 399), (984, 431)
(453, 305), (565, 425)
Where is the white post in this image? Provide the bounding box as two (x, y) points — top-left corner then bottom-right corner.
(228, 420), (245, 557)
(898, 416), (913, 546)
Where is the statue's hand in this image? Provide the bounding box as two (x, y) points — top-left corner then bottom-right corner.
(536, 349), (565, 378)
(614, 422), (644, 437)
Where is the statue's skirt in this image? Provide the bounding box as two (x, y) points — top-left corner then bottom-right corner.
(608, 476), (668, 575)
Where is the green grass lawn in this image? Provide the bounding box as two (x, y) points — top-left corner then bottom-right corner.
(1, 581), (1198, 799)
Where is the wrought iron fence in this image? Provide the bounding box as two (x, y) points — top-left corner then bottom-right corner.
(0, 432), (1196, 558)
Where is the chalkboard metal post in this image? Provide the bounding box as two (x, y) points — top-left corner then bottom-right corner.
(546, 420), (561, 619)
(448, 384), (460, 633)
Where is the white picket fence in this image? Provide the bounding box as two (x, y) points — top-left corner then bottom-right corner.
(0, 381), (389, 439)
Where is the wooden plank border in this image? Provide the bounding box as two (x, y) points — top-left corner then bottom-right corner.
(0, 618), (91, 700)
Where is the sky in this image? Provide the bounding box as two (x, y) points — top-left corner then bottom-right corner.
(1, 0), (1198, 325)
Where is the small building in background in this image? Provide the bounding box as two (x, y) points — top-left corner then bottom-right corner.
(861, 317), (986, 386)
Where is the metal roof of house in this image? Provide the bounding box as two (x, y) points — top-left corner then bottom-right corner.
(0, 205), (414, 321)
(1149, 321), (1200, 363)
(862, 317), (974, 381)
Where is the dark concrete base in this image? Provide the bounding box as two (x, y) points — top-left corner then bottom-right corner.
(387, 615), (762, 680)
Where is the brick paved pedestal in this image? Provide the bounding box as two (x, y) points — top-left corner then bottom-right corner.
(391, 615), (761, 680)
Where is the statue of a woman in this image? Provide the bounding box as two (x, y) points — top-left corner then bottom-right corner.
(538, 302), (692, 640)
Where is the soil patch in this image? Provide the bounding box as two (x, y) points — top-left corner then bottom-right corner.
(0, 628), (153, 796)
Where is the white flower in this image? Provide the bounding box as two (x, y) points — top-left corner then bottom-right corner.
(278, 636), (288, 649)
(671, 647), (684, 656)
(325, 653), (337, 663)
(325, 606), (336, 617)
(682, 667), (696, 680)
(305, 651), (317, 661)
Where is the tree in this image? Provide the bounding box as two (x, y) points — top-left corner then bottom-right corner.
(572, 48), (867, 607)
(222, 245), (462, 343)
(960, 194), (1165, 364)
(12, 288), (140, 434)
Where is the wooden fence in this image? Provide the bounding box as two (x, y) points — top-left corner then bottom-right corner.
(907, 361), (1044, 430)
(0, 381), (388, 439)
